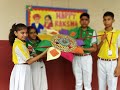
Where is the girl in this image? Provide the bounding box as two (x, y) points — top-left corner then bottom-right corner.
(26, 26), (48, 90)
(44, 15), (53, 29)
(9, 23), (47, 90)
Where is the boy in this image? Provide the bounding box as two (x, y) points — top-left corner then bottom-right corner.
(71, 13), (97, 90)
(31, 14), (44, 33)
(97, 11), (120, 90)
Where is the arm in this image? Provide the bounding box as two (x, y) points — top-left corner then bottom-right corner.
(32, 51), (47, 61)
(98, 33), (107, 49)
(16, 44), (48, 65)
(83, 43), (97, 52)
(114, 48), (120, 77)
(26, 49), (47, 64)
(83, 31), (97, 52)
(97, 41), (104, 49)
(114, 35), (120, 77)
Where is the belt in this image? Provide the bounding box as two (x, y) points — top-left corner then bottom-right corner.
(98, 57), (117, 61)
(16, 63), (28, 65)
(74, 53), (90, 56)
(23, 63), (28, 64)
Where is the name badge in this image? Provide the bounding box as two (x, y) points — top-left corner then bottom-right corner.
(108, 49), (112, 56)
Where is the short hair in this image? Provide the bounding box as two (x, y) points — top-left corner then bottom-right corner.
(33, 14), (41, 19)
(103, 11), (114, 19)
(80, 13), (90, 19)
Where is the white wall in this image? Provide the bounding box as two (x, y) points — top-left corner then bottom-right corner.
(0, 0), (120, 40)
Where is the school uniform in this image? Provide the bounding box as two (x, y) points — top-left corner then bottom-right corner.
(9, 38), (33, 90)
(97, 29), (120, 90)
(71, 27), (97, 90)
(26, 40), (48, 90)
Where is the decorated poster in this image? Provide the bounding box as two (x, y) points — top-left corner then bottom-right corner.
(26, 5), (87, 32)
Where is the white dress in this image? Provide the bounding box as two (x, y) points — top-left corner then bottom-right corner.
(10, 64), (33, 90)
(27, 40), (48, 90)
(9, 38), (33, 90)
(31, 61), (48, 90)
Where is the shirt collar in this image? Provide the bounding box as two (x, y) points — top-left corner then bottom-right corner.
(80, 26), (91, 31)
(15, 38), (26, 45)
(104, 28), (116, 33)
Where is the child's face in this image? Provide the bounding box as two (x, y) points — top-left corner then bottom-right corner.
(28, 29), (37, 40)
(34, 17), (40, 23)
(103, 16), (114, 28)
(14, 29), (28, 41)
(80, 16), (90, 28)
(45, 17), (51, 24)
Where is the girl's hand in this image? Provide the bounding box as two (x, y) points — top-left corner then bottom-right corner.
(41, 48), (48, 56)
(114, 66), (120, 77)
(28, 46), (33, 52)
(33, 54), (37, 57)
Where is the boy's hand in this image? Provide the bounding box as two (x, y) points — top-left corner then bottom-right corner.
(101, 33), (107, 41)
(114, 66), (120, 77)
(81, 47), (85, 51)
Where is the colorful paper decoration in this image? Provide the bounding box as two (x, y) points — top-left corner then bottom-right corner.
(47, 47), (61, 61)
(72, 46), (84, 54)
(35, 40), (52, 52)
(61, 52), (74, 62)
(36, 34), (84, 62)
(37, 28), (59, 41)
(59, 29), (69, 35)
(51, 34), (77, 52)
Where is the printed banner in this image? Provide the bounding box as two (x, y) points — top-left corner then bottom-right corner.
(26, 5), (87, 33)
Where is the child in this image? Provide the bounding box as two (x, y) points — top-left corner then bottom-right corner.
(44, 15), (53, 29)
(26, 26), (48, 90)
(71, 13), (97, 90)
(97, 11), (120, 90)
(9, 23), (47, 90)
(31, 14), (44, 33)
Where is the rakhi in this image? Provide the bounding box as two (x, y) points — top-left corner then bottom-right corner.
(36, 34), (84, 62)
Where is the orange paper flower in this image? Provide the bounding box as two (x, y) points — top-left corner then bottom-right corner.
(70, 32), (76, 37)
(72, 46), (84, 54)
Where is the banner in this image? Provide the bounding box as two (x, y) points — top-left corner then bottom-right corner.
(26, 5), (87, 33)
